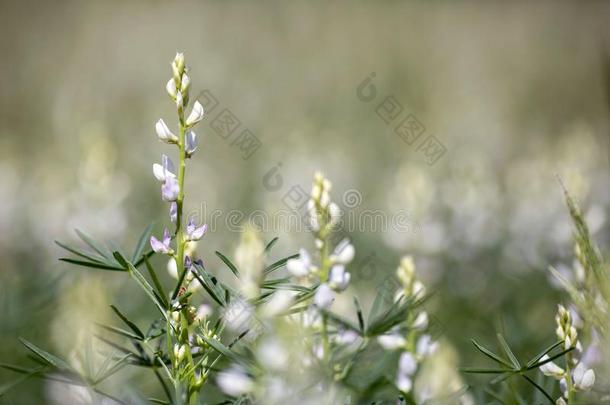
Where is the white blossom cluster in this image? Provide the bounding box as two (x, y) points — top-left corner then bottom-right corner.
(539, 305), (594, 404)
(377, 256), (438, 395)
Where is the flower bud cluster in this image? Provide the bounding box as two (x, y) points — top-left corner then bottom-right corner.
(539, 305), (595, 402)
(286, 172), (354, 310)
(376, 257), (437, 395)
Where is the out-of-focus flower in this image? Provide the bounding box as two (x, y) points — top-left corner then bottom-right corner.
(150, 228), (173, 254)
(314, 283), (334, 309)
(412, 311), (429, 330)
(416, 334), (438, 358)
(260, 290), (295, 318)
(217, 366), (254, 397)
(572, 363), (595, 391)
(234, 225), (265, 299)
(328, 264), (350, 291)
(195, 304), (213, 322)
(330, 239), (355, 265)
(377, 333), (407, 350)
(396, 352), (417, 393)
(287, 248), (314, 277)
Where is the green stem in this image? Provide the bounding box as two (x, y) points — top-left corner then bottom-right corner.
(565, 351), (574, 404)
(166, 107), (198, 405)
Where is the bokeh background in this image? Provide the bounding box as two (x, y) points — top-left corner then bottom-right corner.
(1, 1), (610, 403)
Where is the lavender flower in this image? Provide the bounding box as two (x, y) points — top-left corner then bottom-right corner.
(185, 131), (198, 157)
(150, 228), (173, 254)
(169, 202), (177, 223)
(161, 176), (180, 202)
(313, 283), (334, 309)
(328, 264), (350, 291)
(153, 154), (176, 182)
(186, 217), (207, 241)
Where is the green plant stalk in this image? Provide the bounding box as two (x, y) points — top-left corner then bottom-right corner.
(319, 226), (331, 361)
(565, 351), (574, 404)
(170, 108), (198, 405)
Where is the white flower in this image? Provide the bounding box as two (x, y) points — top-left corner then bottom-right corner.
(166, 78), (177, 99)
(180, 73), (190, 93)
(186, 100), (205, 126)
(173, 344), (186, 362)
(176, 91), (184, 111)
(334, 329), (360, 346)
(330, 239), (355, 264)
(173, 52), (185, 72)
(538, 355), (565, 379)
(556, 398), (567, 405)
(412, 280), (426, 298)
(195, 304), (213, 321)
(395, 352), (417, 393)
(396, 374), (412, 393)
(216, 366), (254, 397)
(314, 283), (334, 309)
(287, 248), (313, 277)
(260, 290), (295, 318)
(329, 202), (341, 226)
(399, 352), (418, 376)
(572, 363), (595, 391)
(412, 311), (429, 330)
(257, 338), (288, 371)
(155, 119), (178, 143)
(328, 264), (350, 291)
(377, 334), (406, 350)
(153, 154), (176, 182)
(416, 334), (438, 358)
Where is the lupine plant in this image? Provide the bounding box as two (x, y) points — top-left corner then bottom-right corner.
(0, 53), (451, 404)
(464, 186), (603, 404)
(1, 53), (606, 405)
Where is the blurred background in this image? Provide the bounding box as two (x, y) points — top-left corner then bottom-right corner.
(1, 1), (610, 403)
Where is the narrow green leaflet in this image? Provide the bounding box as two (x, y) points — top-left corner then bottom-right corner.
(263, 254), (299, 275)
(497, 334), (520, 369)
(113, 252), (168, 318)
(19, 339), (73, 372)
(215, 251), (240, 277)
(264, 236), (279, 252)
(110, 305), (145, 340)
(132, 223), (154, 263)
